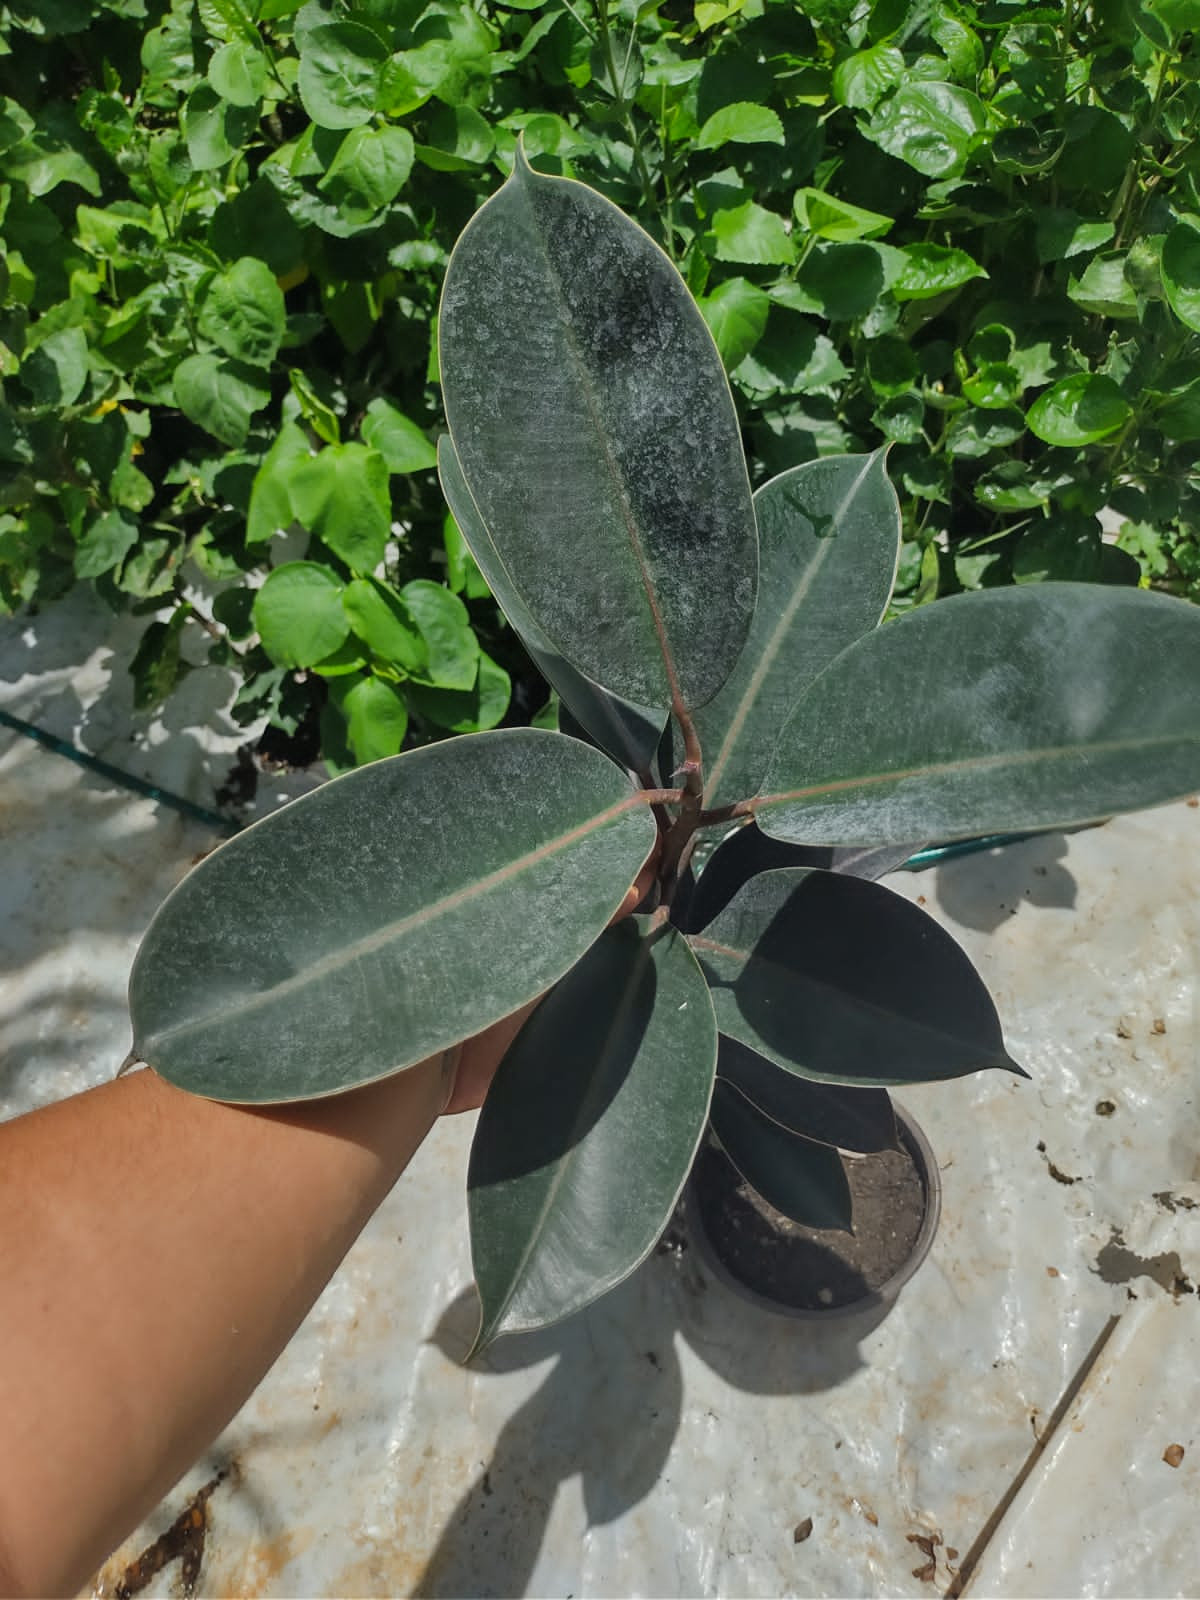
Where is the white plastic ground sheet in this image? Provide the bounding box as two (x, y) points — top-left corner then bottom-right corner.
(2, 596), (1198, 1599)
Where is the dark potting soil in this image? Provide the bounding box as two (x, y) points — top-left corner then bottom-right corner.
(693, 1134), (927, 1312)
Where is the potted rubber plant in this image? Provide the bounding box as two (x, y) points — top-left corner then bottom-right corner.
(130, 151), (1200, 1352)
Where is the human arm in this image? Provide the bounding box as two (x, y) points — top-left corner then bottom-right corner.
(0, 863), (653, 1597)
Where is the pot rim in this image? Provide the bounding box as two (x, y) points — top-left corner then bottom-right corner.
(683, 1098), (942, 1323)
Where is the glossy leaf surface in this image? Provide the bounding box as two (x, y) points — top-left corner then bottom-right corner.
(689, 867), (1015, 1086)
(758, 585), (1200, 845)
(468, 919), (716, 1352)
(695, 451), (900, 809)
(438, 435), (666, 772)
(716, 1036), (899, 1153)
(439, 149), (757, 712)
(710, 1081), (853, 1232)
(130, 730), (657, 1102)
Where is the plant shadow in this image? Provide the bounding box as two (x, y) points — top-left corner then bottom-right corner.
(416, 1211), (892, 1599)
(932, 831), (1077, 934)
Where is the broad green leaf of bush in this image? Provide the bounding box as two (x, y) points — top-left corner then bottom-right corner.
(402, 578), (478, 689)
(342, 575), (425, 674)
(408, 648), (511, 732)
(415, 104), (495, 171)
(319, 125), (415, 216)
(246, 420), (311, 546)
(174, 354), (271, 447)
(711, 200), (795, 265)
(793, 188), (892, 242)
(1035, 208), (1115, 264)
(360, 398), (436, 472)
(197, 257), (286, 365)
(1162, 220), (1200, 332)
(208, 40), (268, 106)
(1027, 374), (1131, 447)
(183, 83), (256, 169)
(21, 326), (89, 406)
(698, 277), (770, 369)
(864, 82), (985, 177)
(75, 508), (138, 580)
(893, 243), (985, 300)
(289, 443), (391, 573)
(334, 674), (409, 763)
(253, 561), (350, 668)
(1068, 255), (1139, 321)
(695, 102), (784, 151)
(298, 21), (387, 129)
(832, 44), (904, 110)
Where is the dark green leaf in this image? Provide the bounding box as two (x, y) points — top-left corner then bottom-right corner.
(710, 1081), (853, 1231)
(690, 867), (1015, 1086)
(695, 452), (900, 809)
(1013, 516), (1103, 584)
(468, 918), (716, 1350)
(131, 730), (659, 1102)
(440, 152), (757, 712)
(717, 1037), (900, 1154)
(438, 435), (667, 773)
(252, 560), (349, 668)
(758, 586), (1200, 843)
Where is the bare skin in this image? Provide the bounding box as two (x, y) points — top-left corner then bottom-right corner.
(0, 863), (655, 1598)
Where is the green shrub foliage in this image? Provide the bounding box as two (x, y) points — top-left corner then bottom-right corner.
(3, 0), (1199, 764)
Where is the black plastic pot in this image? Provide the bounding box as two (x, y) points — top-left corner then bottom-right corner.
(684, 1102), (941, 1324)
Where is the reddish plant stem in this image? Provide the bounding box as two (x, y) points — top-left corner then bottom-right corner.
(656, 701), (706, 908)
(695, 798), (756, 829)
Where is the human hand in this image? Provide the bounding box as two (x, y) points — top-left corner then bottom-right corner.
(440, 848), (660, 1115)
